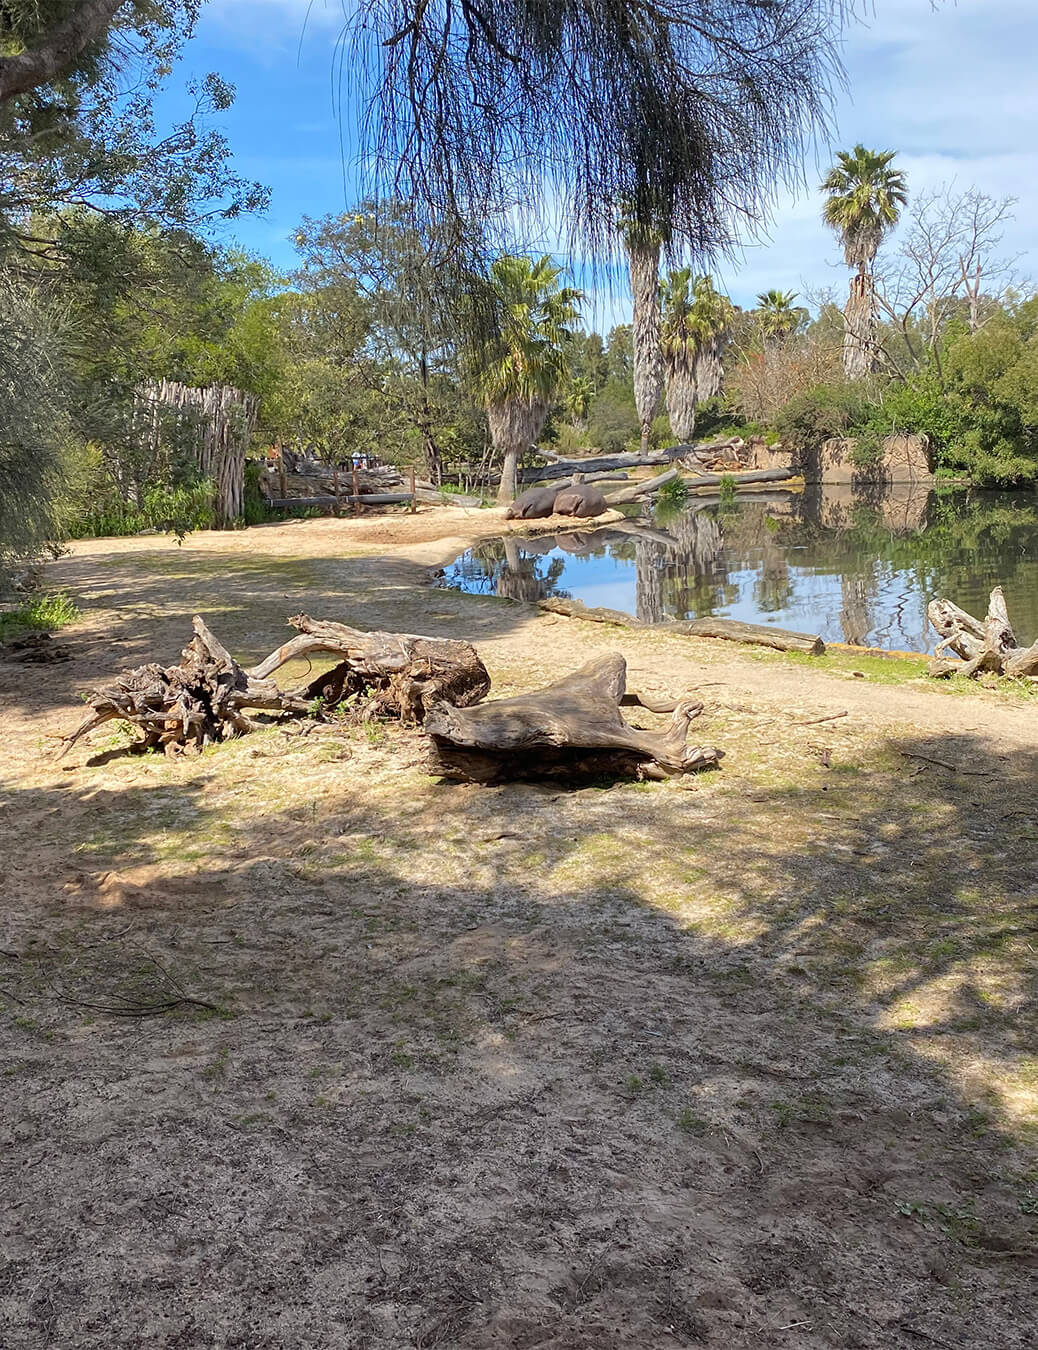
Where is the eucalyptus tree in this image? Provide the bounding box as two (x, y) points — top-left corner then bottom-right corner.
(822, 145), (908, 378)
(659, 271), (734, 441)
(756, 290), (809, 344)
(470, 255), (582, 503)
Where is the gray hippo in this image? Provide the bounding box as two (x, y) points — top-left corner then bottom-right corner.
(504, 485), (560, 519)
(554, 473), (608, 518)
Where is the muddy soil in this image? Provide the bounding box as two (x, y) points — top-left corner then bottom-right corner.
(1, 510), (1036, 1349)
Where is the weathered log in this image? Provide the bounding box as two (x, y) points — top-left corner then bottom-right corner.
(927, 587), (1038, 678)
(539, 597), (640, 626)
(423, 653), (722, 784)
(248, 615), (491, 721)
(660, 617), (825, 655)
(60, 615), (303, 757)
(603, 467), (681, 505)
(520, 451), (673, 482)
(62, 615), (491, 757)
(538, 596), (824, 654)
(681, 467), (796, 488)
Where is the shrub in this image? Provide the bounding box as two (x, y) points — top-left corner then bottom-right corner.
(587, 382), (640, 454)
(773, 383), (867, 451)
(0, 591), (80, 640)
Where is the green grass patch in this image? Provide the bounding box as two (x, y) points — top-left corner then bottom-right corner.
(0, 591), (80, 639)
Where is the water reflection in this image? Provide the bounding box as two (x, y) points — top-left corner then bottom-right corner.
(442, 485), (1038, 652)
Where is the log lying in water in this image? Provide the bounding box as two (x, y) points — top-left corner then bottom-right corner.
(927, 587), (1038, 678)
(424, 653), (722, 784)
(61, 615), (491, 756)
(660, 617), (825, 655)
(603, 467), (681, 505)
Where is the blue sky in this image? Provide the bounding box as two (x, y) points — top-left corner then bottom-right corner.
(169, 0), (1038, 331)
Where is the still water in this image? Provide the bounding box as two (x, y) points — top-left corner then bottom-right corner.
(442, 484), (1038, 652)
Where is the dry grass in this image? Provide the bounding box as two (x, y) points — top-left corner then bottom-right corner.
(1, 513), (1035, 1348)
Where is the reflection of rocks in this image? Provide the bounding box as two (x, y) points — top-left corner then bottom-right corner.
(799, 432), (933, 485)
(801, 482), (932, 533)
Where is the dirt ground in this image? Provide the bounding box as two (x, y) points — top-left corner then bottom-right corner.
(1, 507), (1036, 1349)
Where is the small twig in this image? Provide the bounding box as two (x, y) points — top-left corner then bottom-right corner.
(899, 751), (992, 776)
(752, 1148), (765, 1175)
(789, 710), (848, 726)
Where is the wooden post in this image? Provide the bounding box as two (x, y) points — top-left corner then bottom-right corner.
(352, 463), (360, 513)
(279, 444), (287, 503)
(332, 467), (340, 516)
(410, 466), (417, 513)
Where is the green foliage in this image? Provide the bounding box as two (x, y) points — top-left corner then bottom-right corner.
(61, 477), (216, 541)
(587, 382), (640, 454)
(773, 383), (867, 450)
(0, 591), (79, 640)
(655, 477), (689, 510)
(0, 281), (70, 583)
(821, 145), (908, 269)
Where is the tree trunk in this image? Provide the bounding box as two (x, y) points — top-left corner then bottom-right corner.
(489, 397), (547, 503)
(627, 239), (664, 456)
(843, 269), (878, 380)
(424, 653), (722, 783)
(664, 360), (697, 441)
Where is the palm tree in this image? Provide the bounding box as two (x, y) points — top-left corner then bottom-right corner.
(621, 214), (667, 456)
(565, 376), (594, 430)
(821, 145), (907, 378)
(659, 270), (734, 441)
(756, 289), (808, 343)
(473, 255), (583, 503)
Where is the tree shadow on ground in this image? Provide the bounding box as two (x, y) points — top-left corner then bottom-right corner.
(0, 541), (537, 720)
(2, 717), (1036, 1347)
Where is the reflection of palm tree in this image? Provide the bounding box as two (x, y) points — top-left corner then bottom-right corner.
(635, 538), (665, 624)
(839, 572), (874, 645)
(497, 536), (567, 602)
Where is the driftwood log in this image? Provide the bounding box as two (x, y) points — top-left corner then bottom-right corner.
(62, 615), (491, 756)
(537, 597), (825, 654)
(927, 587), (1038, 678)
(660, 617), (825, 655)
(424, 653), (722, 783)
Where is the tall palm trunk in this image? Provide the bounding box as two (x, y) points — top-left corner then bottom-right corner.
(489, 397), (547, 503)
(843, 266), (877, 379)
(693, 338), (724, 400)
(664, 358), (697, 441)
(626, 239), (664, 455)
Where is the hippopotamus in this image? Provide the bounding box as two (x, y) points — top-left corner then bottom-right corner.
(504, 485), (560, 519)
(553, 473), (608, 519)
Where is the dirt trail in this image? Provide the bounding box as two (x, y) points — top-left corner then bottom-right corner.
(1, 510), (1035, 1349)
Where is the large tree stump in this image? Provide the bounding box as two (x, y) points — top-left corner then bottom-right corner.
(61, 615), (491, 756)
(423, 653), (722, 783)
(60, 616), (301, 756)
(927, 587), (1038, 679)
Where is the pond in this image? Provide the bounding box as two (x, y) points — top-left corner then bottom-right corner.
(441, 484), (1038, 653)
